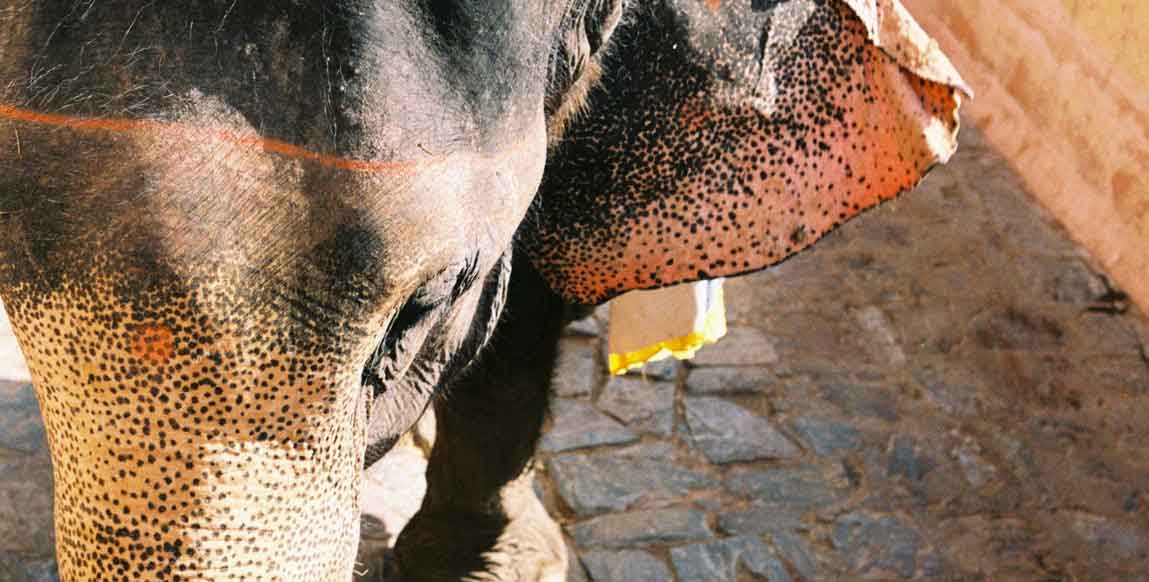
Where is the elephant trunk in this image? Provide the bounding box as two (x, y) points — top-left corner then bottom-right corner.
(2, 280), (374, 581)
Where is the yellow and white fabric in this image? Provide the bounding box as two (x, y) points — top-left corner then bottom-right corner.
(606, 279), (726, 375)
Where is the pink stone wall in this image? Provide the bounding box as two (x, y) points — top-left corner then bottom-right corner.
(904, 0), (1149, 311)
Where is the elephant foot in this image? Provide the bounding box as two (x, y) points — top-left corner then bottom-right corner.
(393, 481), (567, 582)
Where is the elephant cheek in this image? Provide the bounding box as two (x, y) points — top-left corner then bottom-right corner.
(1, 279), (374, 581)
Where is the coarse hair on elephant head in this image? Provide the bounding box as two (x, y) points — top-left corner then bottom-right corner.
(0, 0), (966, 580)
(545, 0), (626, 141)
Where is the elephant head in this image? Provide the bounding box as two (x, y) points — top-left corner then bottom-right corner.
(0, 0), (965, 580)
(0, 2), (624, 579)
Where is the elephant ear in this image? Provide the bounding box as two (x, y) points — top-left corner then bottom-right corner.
(525, 0), (970, 304)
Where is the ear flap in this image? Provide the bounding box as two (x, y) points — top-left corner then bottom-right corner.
(527, 0), (970, 304)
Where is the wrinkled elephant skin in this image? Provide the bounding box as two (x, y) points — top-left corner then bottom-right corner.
(0, 1), (965, 580)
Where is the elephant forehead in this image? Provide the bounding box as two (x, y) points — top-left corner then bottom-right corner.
(0, 92), (547, 308)
(0, 0), (555, 305)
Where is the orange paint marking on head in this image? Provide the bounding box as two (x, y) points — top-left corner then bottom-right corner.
(0, 103), (421, 175)
(129, 324), (175, 365)
(707, 0), (722, 14)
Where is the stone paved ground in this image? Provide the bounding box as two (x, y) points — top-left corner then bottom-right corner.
(3, 127), (1149, 581)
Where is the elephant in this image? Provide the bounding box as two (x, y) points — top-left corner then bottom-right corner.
(0, 0), (966, 580)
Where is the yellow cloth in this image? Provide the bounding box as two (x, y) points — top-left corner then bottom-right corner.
(607, 280), (727, 375)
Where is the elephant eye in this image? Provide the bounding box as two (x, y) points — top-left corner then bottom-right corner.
(364, 254), (481, 390)
(409, 268), (458, 311)
(410, 253), (482, 309)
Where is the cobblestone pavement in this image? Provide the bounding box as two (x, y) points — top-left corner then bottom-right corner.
(4, 128), (1149, 581)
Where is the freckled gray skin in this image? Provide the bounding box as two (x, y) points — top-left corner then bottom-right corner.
(0, 0), (963, 580)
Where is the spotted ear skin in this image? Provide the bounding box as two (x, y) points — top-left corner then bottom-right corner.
(527, 0), (969, 304)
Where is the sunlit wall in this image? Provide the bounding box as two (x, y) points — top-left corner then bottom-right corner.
(905, 0), (1149, 310)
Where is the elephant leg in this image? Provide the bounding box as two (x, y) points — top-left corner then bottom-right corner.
(394, 253), (569, 582)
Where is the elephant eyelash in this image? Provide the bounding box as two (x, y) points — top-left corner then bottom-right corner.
(409, 273), (454, 311)
(451, 252), (482, 298)
(751, 0), (784, 12)
(409, 251), (481, 309)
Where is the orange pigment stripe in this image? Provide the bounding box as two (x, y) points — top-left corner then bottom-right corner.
(0, 103), (436, 174)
